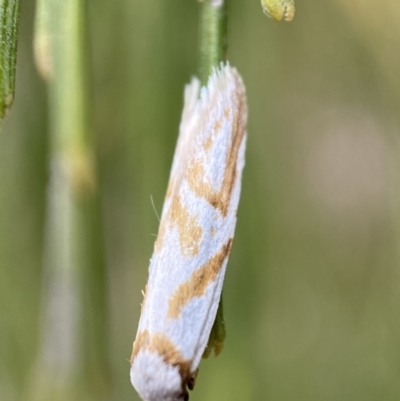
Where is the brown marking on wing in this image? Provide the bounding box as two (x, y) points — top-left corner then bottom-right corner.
(170, 196), (203, 256)
(130, 330), (150, 363)
(186, 74), (247, 217)
(224, 107), (230, 119)
(186, 160), (209, 198)
(155, 193), (203, 256)
(214, 120), (222, 133)
(204, 120), (222, 151)
(167, 239), (233, 319)
(131, 330), (192, 389)
(204, 135), (213, 151)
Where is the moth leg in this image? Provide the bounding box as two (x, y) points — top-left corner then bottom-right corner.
(187, 369), (199, 391)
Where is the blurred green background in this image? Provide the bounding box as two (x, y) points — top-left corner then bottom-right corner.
(2, 0), (400, 400)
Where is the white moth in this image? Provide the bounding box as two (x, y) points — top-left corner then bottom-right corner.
(130, 64), (248, 401)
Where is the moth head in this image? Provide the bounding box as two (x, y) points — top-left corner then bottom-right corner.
(131, 351), (189, 401)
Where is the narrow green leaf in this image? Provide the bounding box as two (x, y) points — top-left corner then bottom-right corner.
(0, 0), (21, 118)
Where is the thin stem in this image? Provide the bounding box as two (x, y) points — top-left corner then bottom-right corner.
(198, 0), (228, 358)
(198, 0), (227, 85)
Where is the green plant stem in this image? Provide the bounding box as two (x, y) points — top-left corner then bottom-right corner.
(0, 0), (21, 118)
(198, 0), (228, 358)
(198, 0), (227, 85)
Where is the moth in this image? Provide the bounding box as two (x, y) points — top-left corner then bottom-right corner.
(130, 64), (248, 401)
(261, 0), (295, 21)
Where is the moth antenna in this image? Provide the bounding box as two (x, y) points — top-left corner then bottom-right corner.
(150, 194), (161, 222)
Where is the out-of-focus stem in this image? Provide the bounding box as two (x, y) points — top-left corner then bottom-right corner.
(32, 0), (110, 398)
(34, 0), (53, 82)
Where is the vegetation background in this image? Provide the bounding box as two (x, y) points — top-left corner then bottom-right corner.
(1, 0), (400, 400)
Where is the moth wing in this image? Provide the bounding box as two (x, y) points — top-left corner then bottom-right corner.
(135, 65), (247, 374)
